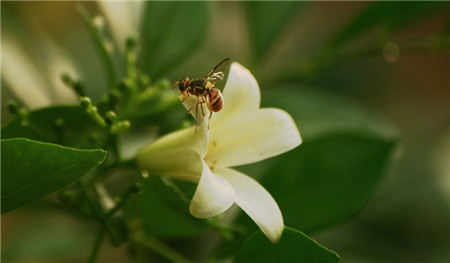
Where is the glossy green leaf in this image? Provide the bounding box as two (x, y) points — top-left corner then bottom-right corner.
(255, 87), (399, 233)
(245, 2), (304, 61)
(1, 105), (109, 149)
(264, 134), (396, 234)
(125, 176), (207, 238)
(1, 138), (107, 214)
(234, 227), (339, 263)
(140, 2), (209, 79)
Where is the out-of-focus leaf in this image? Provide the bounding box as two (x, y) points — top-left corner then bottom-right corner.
(255, 86), (399, 233)
(245, 2), (304, 61)
(284, 2), (450, 79)
(328, 2), (449, 50)
(125, 176), (207, 238)
(1, 138), (106, 214)
(263, 86), (398, 141)
(2, 210), (96, 262)
(140, 2), (209, 79)
(234, 227), (339, 263)
(1, 105), (108, 149)
(263, 134), (396, 234)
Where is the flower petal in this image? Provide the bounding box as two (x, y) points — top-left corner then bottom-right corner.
(190, 161), (235, 218)
(206, 108), (302, 168)
(136, 126), (209, 182)
(180, 94), (210, 135)
(98, 1), (144, 52)
(137, 125), (209, 159)
(137, 148), (203, 182)
(210, 62), (261, 128)
(2, 37), (52, 109)
(216, 168), (284, 243)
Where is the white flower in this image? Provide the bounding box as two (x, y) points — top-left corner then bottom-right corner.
(2, 35), (79, 109)
(137, 62), (302, 243)
(97, 1), (144, 53)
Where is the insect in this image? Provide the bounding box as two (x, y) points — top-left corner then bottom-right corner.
(173, 58), (231, 129)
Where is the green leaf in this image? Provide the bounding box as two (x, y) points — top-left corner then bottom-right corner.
(1, 138), (107, 214)
(140, 2), (210, 79)
(265, 134), (396, 234)
(125, 176), (207, 238)
(245, 2), (304, 61)
(256, 87), (399, 233)
(263, 86), (398, 141)
(1, 105), (109, 149)
(234, 227), (339, 263)
(285, 2), (450, 78)
(328, 2), (449, 50)
(2, 210), (95, 262)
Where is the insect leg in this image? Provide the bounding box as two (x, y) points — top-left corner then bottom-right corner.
(208, 111), (212, 129)
(195, 96), (200, 130)
(205, 94), (213, 129)
(211, 72), (224, 80)
(200, 96), (206, 116)
(180, 92), (190, 103)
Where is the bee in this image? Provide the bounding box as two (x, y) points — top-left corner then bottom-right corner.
(173, 58), (231, 129)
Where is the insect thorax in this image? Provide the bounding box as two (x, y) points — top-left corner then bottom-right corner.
(189, 79), (211, 95)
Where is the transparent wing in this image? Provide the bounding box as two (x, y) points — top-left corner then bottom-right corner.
(205, 58), (231, 91)
(205, 58), (231, 79)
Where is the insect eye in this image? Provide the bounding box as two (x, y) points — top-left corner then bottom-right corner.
(179, 82), (186, 91)
(179, 78), (189, 92)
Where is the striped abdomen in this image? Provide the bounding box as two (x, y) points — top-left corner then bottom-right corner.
(208, 88), (223, 112)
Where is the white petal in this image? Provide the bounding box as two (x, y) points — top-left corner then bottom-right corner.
(136, 126), (209, 182)
(210, 62), (261, 128)
(98, 1), (144, 53)
(190, 161), (235, 218)
(206, 108), (302, 168)
(216, 168), (284, 243)
(137, 125), (209, 159)
(2, 37), (52, 109)
(180, 94), (210, 135)
(137, 148), (203, 182)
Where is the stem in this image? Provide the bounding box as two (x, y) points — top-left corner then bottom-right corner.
(78, 180), (103, 218)
(89, 224), (106, 263)
(107, 133), (121, 163)
(77, 5), (116, 90)
(161, 177), (191, 205)
(104, 183), (136, 219)
(133, 234), (193, 263)
(85, 159), (138, 186)
(263, 36), (450, 86)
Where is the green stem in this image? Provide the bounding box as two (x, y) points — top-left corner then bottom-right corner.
(263, 36), (450, 86)
(78, 180), (103, 218)
(104, 183), (136, 219)
(133, 234), (193, 263)
(77, 5), (116, 90)
(89, 224), (106, 263)
(161, 177), (191, 205)
(85, 159), (138, 186)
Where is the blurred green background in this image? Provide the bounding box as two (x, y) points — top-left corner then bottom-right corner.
(2, 1), (449, 262)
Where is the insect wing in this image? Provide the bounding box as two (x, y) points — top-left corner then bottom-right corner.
(205, 58), (231, 91)
(205, 58), (231, 79)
